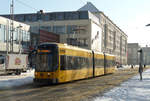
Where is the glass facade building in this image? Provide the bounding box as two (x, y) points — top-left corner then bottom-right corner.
(0, 16), (30, 53)
(0, 24), (30, 43)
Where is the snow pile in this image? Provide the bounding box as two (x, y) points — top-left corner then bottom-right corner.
(0, 69), (34, 89)
(94, 69), (150, 101)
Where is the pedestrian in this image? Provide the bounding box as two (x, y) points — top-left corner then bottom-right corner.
(138, 48), (143, 81)
(144, 64), (146, 68)
(139, 63), (143, 81)
(131, 64), (133, 69)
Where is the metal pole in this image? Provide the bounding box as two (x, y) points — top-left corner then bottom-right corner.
(37, 10), (44, 45)
(6, 20), (9, 54)
(10, 0), (14, 53)
(18, 25), (22, 54)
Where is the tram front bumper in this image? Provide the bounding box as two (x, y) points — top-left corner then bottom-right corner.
(33, 78), (58, 84)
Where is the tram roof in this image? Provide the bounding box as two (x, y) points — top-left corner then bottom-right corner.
(39, 42), (92, 53)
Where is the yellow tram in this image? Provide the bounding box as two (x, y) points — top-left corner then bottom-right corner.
(34, 43), (116, 84)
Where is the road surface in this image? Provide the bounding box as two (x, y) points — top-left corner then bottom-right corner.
(0, 67), (145, 101)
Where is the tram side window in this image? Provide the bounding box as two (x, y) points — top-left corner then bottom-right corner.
(60, 55), (66, 70)
(79, 57), (84, 68)
(95, 59), (99, 67)
(89, 58), (93, 68)
(105, 60), (113, 67)
(67, 56), (74, 70)
(74, 57), (80, 69)
(85, 58), (89, 68)
(0, 59), (4, 64)
(113, 60), (116, 66)
(62, 56), (93, 70)
(82, 57), (87, 68)
(101, 59), (104, 67)
(94, 59), (97, 67)
(105, 59), (108, 67)
(86, 58), (89, 68)
(110, 60), (115, 67)
(98, 59), (104, 67)
(66, 56), (82, 70)
(107, 60), (113, 67)
(72, 56), (79, 70)
(97, 59), (100, 67)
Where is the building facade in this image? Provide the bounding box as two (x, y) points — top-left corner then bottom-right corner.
(142, 47), (150, 65)
(0, 16), (30, 54)
(1, 2), (128, 64)
(2, 11), (102, 51)
(79, 2), (128, 64)
(30, 30), (60, 48)
(94, 12), (128, 64)
(127, 43), (140, 65)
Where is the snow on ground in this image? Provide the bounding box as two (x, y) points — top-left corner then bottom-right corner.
(117, 65), (139, 70)
(1, 66), (150, 101)
(0, 69), (34, 89)
(94, 69), (150, 101)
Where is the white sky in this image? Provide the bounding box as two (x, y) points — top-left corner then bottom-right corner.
(122, 14), (150, 47)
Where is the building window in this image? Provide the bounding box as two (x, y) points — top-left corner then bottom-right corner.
(67, 25), (77, 34)
(25, 15), (32, 22)
(49, 13), (56, 20)
(65, 12), (79, 20)
(53, 26), (66, 34)
(13, 28), (18, 43)
(56, 13), (64, 20)
(40, 26), (51, 32)
(42, 14), (49, 21)
(0, 24), (5, 42)
(79, 11), (89, 19)
(32, 15), (37, 22)
(65, 12), (72, 20)
(15, 15), (25, 22)
(67, 38), (88, 47)
(21, 30), (30, 50)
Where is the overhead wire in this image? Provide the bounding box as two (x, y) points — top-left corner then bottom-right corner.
(15, 0), (39, 12)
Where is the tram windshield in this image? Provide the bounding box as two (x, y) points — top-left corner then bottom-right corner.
(36, 44), (58, 72)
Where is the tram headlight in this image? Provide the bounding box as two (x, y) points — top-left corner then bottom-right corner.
(35, 72), (38, 76)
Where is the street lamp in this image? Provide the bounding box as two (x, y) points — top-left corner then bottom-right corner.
(138, 48), (144, 67)
(146, 24), (150, 26)
(37, 10), (44, 45)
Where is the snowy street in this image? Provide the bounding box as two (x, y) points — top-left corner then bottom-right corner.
(1, 68), (150, 101)
(94, 69), (150, 101)
(0, 69), (34, 89)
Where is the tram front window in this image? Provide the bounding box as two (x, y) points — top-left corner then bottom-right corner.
(36, 52), (58, 72)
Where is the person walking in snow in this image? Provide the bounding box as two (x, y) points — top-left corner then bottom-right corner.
(138, 49), (143, 81)
(139, 63), (143, 80)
